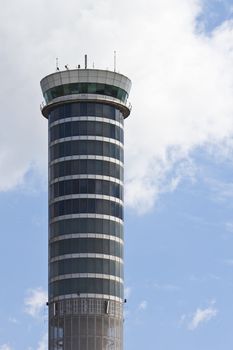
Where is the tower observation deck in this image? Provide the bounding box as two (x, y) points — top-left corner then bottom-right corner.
(40, 66), (131, 350)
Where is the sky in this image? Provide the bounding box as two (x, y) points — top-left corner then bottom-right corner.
(1, 0), (233, 348)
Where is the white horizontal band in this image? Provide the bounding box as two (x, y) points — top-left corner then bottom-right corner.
(50, 213), (123, 225)
(50, 253), (123, 264)
(49, 116), (123, 130)
(50, 233), (123, 244)
(49, 194), (123, 205)
(50, 174), (123, 186)
(50, 135), (123, 149)
(49, 155), (124, 168)
(44, 93), (129, 112)
(50, 273), (123, 284)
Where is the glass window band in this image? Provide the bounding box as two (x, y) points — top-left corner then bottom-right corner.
(50, 120), (123, 143)
(48, 102), (124, 124)
(50, 258), (123, 278)
(44, 83), (128, 104)
(50, 140), (123, 162)
(49, 198), (123, 219)
(50, 179), (123, 200)
(49, 278), (123, 299)
(50, 218), (123, 240)
(50, 159), (123, 180)
(50, 238), (123, 259)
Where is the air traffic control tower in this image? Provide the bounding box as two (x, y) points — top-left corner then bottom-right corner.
(40, 60), (131, 350)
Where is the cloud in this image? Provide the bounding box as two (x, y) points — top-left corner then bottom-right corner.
(1, 0), (233, 212)
(8, 317), (19, 324)
(37, 333), (48, 350)
(125, 11), (233, 212)
(24, 288), (47, 318)
(188, 304), (218, 330)
(138, 300), (148, 311)
(0, 345), (12, 350)
(205, 178), (233, 202)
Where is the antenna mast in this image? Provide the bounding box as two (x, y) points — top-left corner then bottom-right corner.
(114, 51), (117, 72)
(56, 57), (59, 71)
(85, 54), (87, 69)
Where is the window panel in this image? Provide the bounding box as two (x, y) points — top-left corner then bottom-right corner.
(50, 278), (123, 298)
(50, 238), (123, 258)
(50, 218), (124, 239)
(48, 101), (125, 123)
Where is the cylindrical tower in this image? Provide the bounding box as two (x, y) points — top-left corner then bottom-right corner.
(40, 67), (131, 350)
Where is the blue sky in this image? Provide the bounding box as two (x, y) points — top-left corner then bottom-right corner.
(1, 0), (233, 349)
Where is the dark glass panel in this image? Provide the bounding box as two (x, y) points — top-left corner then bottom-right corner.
(95, 83), (105, 94)
(103, 104), (115, 119)
(50, 179), (122, 200)
(50, 238), (123, 258)
(50, 218), (123, 239)
(79, 122), (87, 135)
(95, 160), (102, 175)
(71, 103), (80, 116)
(87, 218), (95, 233)
(49, 278), (123, 298)
(87, 199), (95, 213)
(45, 83), (128, 104)
(49, 102), (124, 124)
(87, 99), (96, 112)
(80, 103), (87, 115)
(50, 140), (123, 161)
(79, 198), (87, 213)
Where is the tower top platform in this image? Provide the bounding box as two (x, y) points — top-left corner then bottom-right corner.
(41, 68), (131, 94)
(40, 68), (132, 119)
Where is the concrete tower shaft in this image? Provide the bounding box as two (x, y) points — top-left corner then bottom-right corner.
(40, 67), (131, 350)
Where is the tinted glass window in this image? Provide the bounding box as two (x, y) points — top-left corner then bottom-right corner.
(49, 278), (123, 298)
(49, 102), (124, 124)
(50, 258), (123, 278)
(44, 83), (128, 104)
(50, 238), (123, 258)
(50, 198), (123, 219)
(50, 140), (123, 161)
(50, 179), (122, 200)
(50, 160), (123, 181)
(50, 121), (123, 143)
(50, 218), (123, 239)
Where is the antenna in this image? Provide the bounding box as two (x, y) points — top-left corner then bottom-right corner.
(114, 51), (117, 72)
(56, 57), (59, 71)
(85, 54), (87, 69)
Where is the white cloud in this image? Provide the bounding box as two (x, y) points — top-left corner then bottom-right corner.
(1, 0), (233, 212)
(24, 288), (47, 318)
(138, 300), (148, 311)
(188, 304), (218, 330)
(0, 345), (12, 350)
(37, 333), (48, 350)
(205, 178), (233, 202)
(8, 317), (19, 324)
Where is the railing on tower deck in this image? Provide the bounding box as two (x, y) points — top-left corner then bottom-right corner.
(40, 98), (132, 112)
